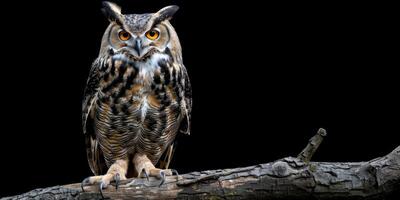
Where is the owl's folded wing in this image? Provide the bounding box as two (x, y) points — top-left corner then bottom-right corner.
(179, 65), (192, 135)
(82, 59), (108, 175)
(158, 65), (192, 169)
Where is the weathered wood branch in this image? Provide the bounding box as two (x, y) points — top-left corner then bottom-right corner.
(297, 127), (327, 163)
(3, 129), (399, 200)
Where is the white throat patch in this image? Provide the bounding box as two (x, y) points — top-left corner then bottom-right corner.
(135, 53), (169, 122)
(136, 53), (169, 85)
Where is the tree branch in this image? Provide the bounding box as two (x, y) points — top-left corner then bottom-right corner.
(297, 128), (327, 163)
(3, 129), (399, 200)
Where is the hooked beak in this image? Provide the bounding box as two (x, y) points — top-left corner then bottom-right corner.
(118, 39), (153, 60)
(133, 39), (142, 57)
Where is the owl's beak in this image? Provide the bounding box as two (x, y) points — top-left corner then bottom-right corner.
(133, 39), (143, 57)
(123, 39), (150, 59)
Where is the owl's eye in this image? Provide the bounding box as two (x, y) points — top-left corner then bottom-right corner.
(118, 30), (131, 41)
(145, 30), (160, 40)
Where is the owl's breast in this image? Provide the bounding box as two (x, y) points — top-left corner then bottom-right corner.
(97, 53), (171, 118)
(93, 53), (182, 165)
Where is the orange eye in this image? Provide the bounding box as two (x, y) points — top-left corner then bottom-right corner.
(145, 30), (160, 40)
(118, 30), (131, 41)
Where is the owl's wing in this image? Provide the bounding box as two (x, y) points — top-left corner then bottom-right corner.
(82, 59), (107, 175)
(179, 65), (192, 135)
(82, 61), (100, 134)
(158, 65), (192, 169)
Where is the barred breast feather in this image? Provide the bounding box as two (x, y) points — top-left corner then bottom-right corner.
(82, 50), (191, 175)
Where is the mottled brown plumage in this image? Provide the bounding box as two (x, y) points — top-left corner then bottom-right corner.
(81, 2), (191, 192)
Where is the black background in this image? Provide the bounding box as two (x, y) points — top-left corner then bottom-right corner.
(0, 0), (399, 197)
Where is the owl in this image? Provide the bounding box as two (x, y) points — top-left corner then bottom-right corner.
(81, 1), (191, 193)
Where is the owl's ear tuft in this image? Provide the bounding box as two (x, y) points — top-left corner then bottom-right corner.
(152, 5), (179, 24)
(102, 1), (124, 24)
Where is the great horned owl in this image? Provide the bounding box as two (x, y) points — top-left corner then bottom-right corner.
(81, 1), (191, 193)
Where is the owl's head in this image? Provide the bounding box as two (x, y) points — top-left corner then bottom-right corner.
(100, 1), (181, 61)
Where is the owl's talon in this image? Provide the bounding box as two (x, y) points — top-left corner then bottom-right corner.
(115, 173), (120, 190)
(171, 169), (179, 176)
(159, 171), (166, 187)
(81, 177), (90, 192)
(142, 168), (149, 181)
(99, 182), (105, 199)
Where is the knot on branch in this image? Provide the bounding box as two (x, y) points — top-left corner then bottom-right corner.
(272, 161), (293, 177)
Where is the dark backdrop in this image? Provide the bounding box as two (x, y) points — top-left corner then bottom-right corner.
(0, 0), (398, 197)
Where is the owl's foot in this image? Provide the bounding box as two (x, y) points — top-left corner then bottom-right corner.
(152, 168), (179, 186)
(132, 153), (179, 187)
(81, 159), (128, 198)
(81, 174), (121, 199)
(126, 167), (179, 187)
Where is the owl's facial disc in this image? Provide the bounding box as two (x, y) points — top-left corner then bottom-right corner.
(103, 4), (179, 60)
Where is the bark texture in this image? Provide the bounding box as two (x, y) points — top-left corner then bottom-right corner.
(2, 130), (399, 200)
